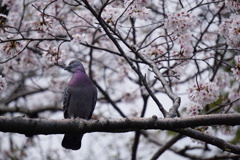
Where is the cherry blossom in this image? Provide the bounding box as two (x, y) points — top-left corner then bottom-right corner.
(71, 33), (86, 46)
(215, 70), (229, 90)
(20, 51), (41, 71)
(185, 102), (203, 116)
(187, 82), (220, 105)
(176, 32), (194, 58)
(42, 45), (66, 64)
(228, 87), (240, 103)
(231, 55), (240, 81)
(219, 14), (240, 49)
(0, 75), (7, 92)
(101, 5), (123, 24)
(219, 125), (237, 135)
(124, 0), (150, 19)
(30, 13), (55, 32)
(225, 0), (240, 10)
(142, 45), (166, 61)
(2, 41), (23, 57)
(164, 9), (196, 36)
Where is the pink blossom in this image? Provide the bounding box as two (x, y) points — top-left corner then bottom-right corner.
(101, 6), (123, 23)
(219, 14), (240, 49)
(71, 33), (86, 46)
(231, 55), (240, 81)
(124, 0), (150, 19)
(228, 87), (240, 102)
(185, 102), (203, 116)
(20, 51), (41, 71)
(2, 41), (23, 57)
(180, 44), (193, 57)
(215, 70), (229, 90)
(0, 75), (7, 92)
(225, 0), (240, 10)
(30, 14), (55, 32)
(176, 32), (194, 58)
(142, 45), (166, 60)
(42, 46), (66, 63)
(219, 125), (237, 135)
(231, 67), (240, 81)
(187, 82), (219, 105)
(164, 10), (196, 35)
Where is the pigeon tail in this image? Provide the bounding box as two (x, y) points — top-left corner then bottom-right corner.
(62, 134), (83, 150)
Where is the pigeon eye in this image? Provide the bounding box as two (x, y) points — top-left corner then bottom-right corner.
(69, 61), (75, 65)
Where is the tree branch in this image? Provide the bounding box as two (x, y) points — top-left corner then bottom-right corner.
(1, 114), (240, 134)
(0, 114), (240, 153)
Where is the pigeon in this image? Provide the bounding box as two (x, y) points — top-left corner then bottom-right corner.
(62, 60), (97, 150)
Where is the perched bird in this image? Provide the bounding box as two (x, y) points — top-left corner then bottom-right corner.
(62, 60), (97, 150)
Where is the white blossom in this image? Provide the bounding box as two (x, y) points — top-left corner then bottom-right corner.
(215, 70), (229, 90)
(187, 82), (220, 105)
(164, 10), (197, 36)
(142, 45), (166, 60)
(30, 13), (55, 32)
(124, 0), (150, 19)
(225, 0), (240, 10)
(219, 14), (240, 49)
(71, 33), (86, 46)
(42, 46), (66, 63)
(2, 41), (23, 57)
(228, 87), (240, 102)
(101, 6), (123, 23)
(185, 102), (203, 116)
(231, 55), (240, 81)
(0, 75), (7, 92)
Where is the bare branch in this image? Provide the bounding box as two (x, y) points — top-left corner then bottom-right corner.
(0, 114), (240, 153)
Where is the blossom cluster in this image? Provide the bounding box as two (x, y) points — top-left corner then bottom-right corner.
(30, 14), (55, 32)
(225, 0), (240, 10)
(231, 55), (240, 81)
(0, 75), (7, 92)
(164, 10), (196, 36)
(142, 45), (166, 61)
(176, 32), (194, 58)
(228, 87), (240, 103)
(42, 46), (66, 63)
(71, 33), (86, 46)
(219, 14), (240, 49)
(165, 10), (196, 59)
(2, 41), (23, 57)
(101, 6), (123, 24)
(124, 0), (150, 19)
(215, 70), (229, 90)
(185, 102), (203, 116)
(187, 82), (219, 106)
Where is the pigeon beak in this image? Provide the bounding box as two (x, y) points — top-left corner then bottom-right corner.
(64, 66), (71, 71)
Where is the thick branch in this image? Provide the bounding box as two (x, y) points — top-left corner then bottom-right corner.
(0, 114), (240, 134)
(0, 114), (240, 153)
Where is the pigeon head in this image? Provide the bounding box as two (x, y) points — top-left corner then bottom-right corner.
(65, 60), (86, 73)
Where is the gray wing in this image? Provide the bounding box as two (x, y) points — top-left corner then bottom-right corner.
(88, 85), (97, 119)
(65, 85), (97, 119)
(63, 87), (71, 118)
